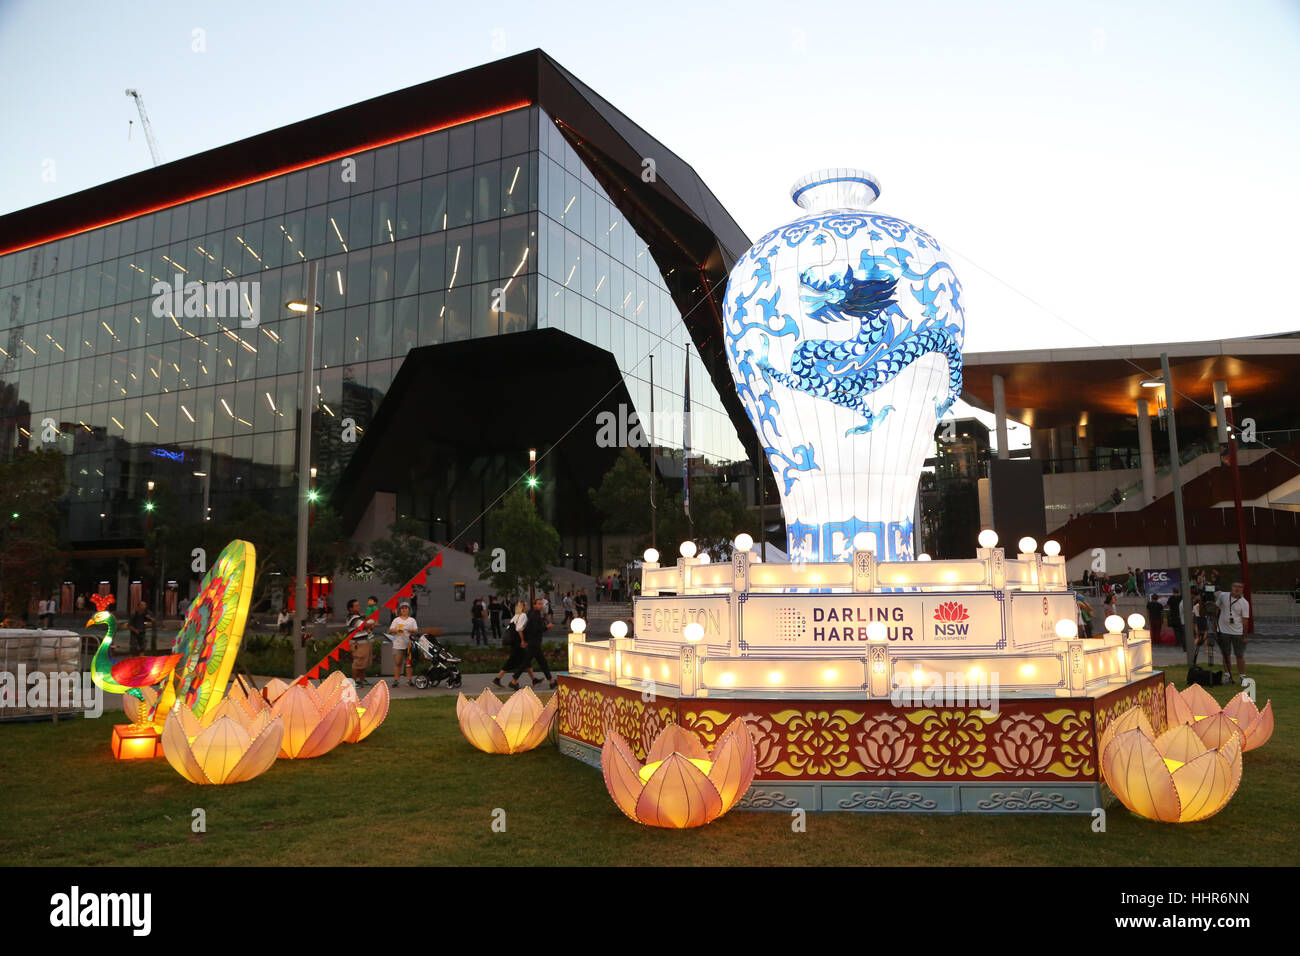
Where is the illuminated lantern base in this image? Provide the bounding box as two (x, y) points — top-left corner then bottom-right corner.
(111, 724), (163, 760)
(556, 671), (1167, 815)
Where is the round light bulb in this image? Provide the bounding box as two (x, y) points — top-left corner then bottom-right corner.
(610, 621), (628, 639)
(571, 618), (586, 634)
(679, 540), (697, 558)
(1055, 618), (1079, 639)
(733, 533), (753, 552)
(866, 621), (887, 641)
(1127, 613), (1145, 631)
(697, 552), (711, 565)
(1105, 614), (1124, 634)
(1043, 540), (1061, 557)
(643, 548), (659, 564)
(1018, 536), (1037, 554)
(917, 553), (932, 561)
(977, 529), (998, 549)
(853, 531), (874, 552)
(683, 622), (704, 643)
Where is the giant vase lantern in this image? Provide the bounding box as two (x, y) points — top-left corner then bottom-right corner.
(723, 169), (965, 561)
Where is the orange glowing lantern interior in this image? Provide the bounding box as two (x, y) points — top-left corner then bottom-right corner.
(111, 724), (162, 760)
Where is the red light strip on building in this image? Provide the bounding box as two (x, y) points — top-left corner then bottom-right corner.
(1, 100), (532, 258)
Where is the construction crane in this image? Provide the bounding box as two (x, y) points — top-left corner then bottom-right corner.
(125, 88), (163, 166)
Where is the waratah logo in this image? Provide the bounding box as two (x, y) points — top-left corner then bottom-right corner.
(933, 601), (969, 623)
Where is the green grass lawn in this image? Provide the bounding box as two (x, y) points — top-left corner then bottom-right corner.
(1, 667), (1296, 866)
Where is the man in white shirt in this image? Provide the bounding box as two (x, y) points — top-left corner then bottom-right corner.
(388, 602), (419, 687)
(1214, 581), (1250, 684)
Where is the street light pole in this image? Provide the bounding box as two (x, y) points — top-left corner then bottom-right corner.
(528, 447), (536, 606)
(1222, 397), (1254, 633)
(293, 261), (319, 677)
(1161, 353), (1194, 668)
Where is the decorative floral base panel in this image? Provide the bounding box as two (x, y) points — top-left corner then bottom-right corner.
(556, 672), (1165, 814)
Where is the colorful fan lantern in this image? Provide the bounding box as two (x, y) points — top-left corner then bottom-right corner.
(601, 720), (756, 829)
(1099, 706), (1242, 823)
(163, 539), (257, 727)
(456, 686), (557, 754)
(1165, 683), (1273, 752)
(160, 705), (284, 786)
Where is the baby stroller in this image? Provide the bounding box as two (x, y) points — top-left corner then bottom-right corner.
(410, 633), (463, 689)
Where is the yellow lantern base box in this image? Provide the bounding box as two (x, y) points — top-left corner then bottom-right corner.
(111, 724), (163, 760)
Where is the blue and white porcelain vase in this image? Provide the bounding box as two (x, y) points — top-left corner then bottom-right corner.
(723, 168), (966, 562)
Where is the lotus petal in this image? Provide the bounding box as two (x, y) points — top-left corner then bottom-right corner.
(161, 711), (209, 784)
(1154, 724), (1208, 765)
(1170, 745), (1237, 822)
(474, 687), (504, 719)
(513, 692), (558, 754)
(178, 704), (204, 743)
(227, 679), (266, 716)
(316, 671), (351, 713)
(708, 718), (757, 812)
(222, 718), (284, 784)
(201, 695), (253, 729)
(263, 678), (291, 702)
(1178, 682), (1221, 718)
(635, 752), (723, 828)
(601, 730), (645, 822)
(1224, 693), (1273, 751)
(294, 699), (350, 758)
(1164, 683), (1194, 728)
(1099, 705), (1152, 760)
(1191, 712), (1243, 750)
(247, 708), (272, 738)
(456, 693), (511, 754)
(646, 723), (710, 764)
(351, 680), (390, 742)
(271, 684), (345, 758)
(496, 685), (544, 751)
(190, 717), (252, 784)
(1102, 728), (1182, 823)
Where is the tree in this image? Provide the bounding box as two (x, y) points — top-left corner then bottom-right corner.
(474, 488), (559, 599)
(370, 517), (439, 599)
(590, 448), (755, 560)
(0, 450), (68, 620)
(149, 496), (352, 610)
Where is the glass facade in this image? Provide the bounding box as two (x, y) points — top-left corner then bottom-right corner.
(0, 105), (746, 552)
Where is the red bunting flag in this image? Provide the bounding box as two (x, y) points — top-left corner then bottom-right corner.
(296, 551), (444, 685)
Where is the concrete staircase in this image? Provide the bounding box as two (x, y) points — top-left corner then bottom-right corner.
(580, 601), (632, 641)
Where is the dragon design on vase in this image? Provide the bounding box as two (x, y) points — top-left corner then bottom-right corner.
(757, 257), (963, 436)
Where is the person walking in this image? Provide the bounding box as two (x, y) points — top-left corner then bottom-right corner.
(1076, 593), (1095, 637)
(128, 601), (153, 654)
(1145, 592), (1164, 642)
(388, 602), (419, 687)
(1214, 581), (1250, 684)
(1167, 587), (1185, 650)
(346, 599), (373, 687)
(512, 598), (556, 689)
(576, 589), (588, 619)
(562, 591), (574, 626)
(1199, 586), (1219, 666)
(471, 597), (487, 645)
(488, 596), (505, 643)
(493, 601), (535, 687)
